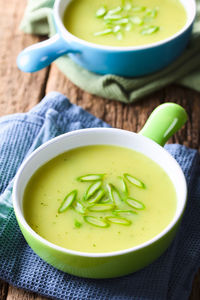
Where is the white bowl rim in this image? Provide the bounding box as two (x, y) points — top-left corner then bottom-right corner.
(54, 0), (196, 52)
(13, 128), (187, 258)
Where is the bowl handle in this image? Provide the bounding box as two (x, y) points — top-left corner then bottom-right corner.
(139, 103), (188, 147)
(17, 34), (77, 72)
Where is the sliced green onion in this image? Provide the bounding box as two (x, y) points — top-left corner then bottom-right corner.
(111, 184), (122, 204)
(84, 216), (109, 228)
(104, 20), (113, 27)
(88, 203), (114, 212)
(85, 181), (102, 200)
(74, 220), (82, 228)
(77, 174), (105, 182)
(94, 29), (113, 36)
(141, 25), (159, 35)
(113, 25), (121, 33)
(107, 183), (112, 200)
(107, 183), (123, 206)
(113, 209), (137, 217)
(96, 6), (107, 18)
(119, 176), (128, 195)
(124, 2), (132, 11)
(94, 3), (159, 41)
(125, 23), (133, 31)
(126, 197), (145, 210)
(130, 16), (143, 25)
(104, 14), (122, 20)
(124, 173), (145, 189)
(100, 197), (110, 204)
(145, 8), (158, 18)
(114, 18), (129, 25)
(106, 216), (132, 225)
(132, 6), (146, 12)
(87, 188), (105, 204)
(58, 190), (77, 213)
(107, 6), (122, 15)
(73, 200), (86, 214)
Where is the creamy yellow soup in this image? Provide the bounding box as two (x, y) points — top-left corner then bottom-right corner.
(23, 145), (177, 253)
(63, 0), (187, 47)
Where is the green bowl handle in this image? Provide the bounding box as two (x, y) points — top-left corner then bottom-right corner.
(139, 103), (188, 147)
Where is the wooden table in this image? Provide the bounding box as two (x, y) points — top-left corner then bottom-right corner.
(0, 0), (200, 299)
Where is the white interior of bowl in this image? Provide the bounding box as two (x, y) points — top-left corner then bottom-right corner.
(13, 128), (187, 258)
(54, 0), (196, 51)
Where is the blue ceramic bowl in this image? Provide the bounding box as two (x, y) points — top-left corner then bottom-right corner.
(17, 0), (196, 77)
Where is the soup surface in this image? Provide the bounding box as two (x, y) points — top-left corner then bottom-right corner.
(23, 145), (177, 253)
(63, 0), (187, 47)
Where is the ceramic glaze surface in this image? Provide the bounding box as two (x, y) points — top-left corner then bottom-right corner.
(63, 0), (186, 47)
(23, 145), (177, 253)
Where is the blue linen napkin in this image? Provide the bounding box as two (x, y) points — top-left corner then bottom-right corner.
(0, 92), (199, 300)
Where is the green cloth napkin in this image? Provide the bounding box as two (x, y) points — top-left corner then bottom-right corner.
(20, 0), (200, 103)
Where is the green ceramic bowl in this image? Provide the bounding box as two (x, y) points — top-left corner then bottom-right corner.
(13, 103), (188, 278)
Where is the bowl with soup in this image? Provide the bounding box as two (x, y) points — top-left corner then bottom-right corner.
(17, 0), (196, 77)
(13, 102), (188, 278)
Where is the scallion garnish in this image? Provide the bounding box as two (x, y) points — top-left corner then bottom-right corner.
(87, 188), (105, 204)
(145, 8), (158, 19)
(94, 2), (159, 41)
(57, 170), (147, 229)
(94, 29), (113, 36)
(124, 173), (145, 189)
(77, 174), (105, 182)
(132, 6), (146, 12)
(125, 23), (132, 31)
(119, 176), (128, 196)
(124, 2), (132, 11)
(113, 209), (137, 217)
(84, 216), (109, 228)
(96, 6), (107, 18)
(113, 25), (121, 33)
(126, 197), (145, 210)
(106, 216), (132, 225)
(100, 197), (110, 204)
(88, 203), (114, 212)
(107, 6), (122, 15)
(130, 16), (143, 25)
(85, 181), (102, 200)
(74, 220), (82, 228)
(73, 200), (86, 214)
(141, 25), (159, 35)
(104, 14), (123, 21)
(58, 190), (77, 213)
(114, 18), (129, 25)
(107, 183), (123, 206)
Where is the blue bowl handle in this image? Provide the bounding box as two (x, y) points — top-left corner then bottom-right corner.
(17, 34), (76, 72)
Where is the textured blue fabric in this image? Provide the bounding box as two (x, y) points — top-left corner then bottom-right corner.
(0, 92), (199, 300)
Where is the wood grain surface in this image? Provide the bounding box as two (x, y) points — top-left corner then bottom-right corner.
(0, 0), (199, 299)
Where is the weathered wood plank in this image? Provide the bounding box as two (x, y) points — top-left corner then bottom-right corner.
(0, 0), (49, 299)
(0, 0), (200, 298)
(190, 270), (200, 300)
(1, 62), (199, 300)
(6, 285), (45, 300)
(0, 0), (49, 116)
(0, 280), (8, 300)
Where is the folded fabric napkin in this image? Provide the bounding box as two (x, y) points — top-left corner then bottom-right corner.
(0, 92), (200, 300)
(19, 0), (200, 103)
